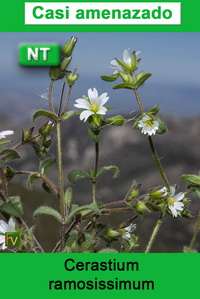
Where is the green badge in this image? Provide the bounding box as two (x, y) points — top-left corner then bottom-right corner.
(5, 232), (20, 247)
(19, 44), (60, 66)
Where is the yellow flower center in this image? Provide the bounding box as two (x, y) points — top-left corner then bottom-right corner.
(145, 119), (154, 127)
(170, 198), (175, 206)
(90, 104), (99, 113)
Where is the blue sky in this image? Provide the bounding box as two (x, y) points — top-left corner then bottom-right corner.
(0, 32), (200, 118)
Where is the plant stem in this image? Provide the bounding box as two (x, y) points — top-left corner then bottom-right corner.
(48, 79), (55, 114)
(92, 142), (99, 241)
(58, 82), (66, 116)
(133, 88), (170, 189)
(56, 121), (65, 251)
(145, 206), (166, 253)
(189, 211), (200, 249)
(148, 136), (170, 189)
(0, 167), (8, 198)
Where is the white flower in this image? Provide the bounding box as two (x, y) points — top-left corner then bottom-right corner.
(138, 115), (159, 136)
(168, 188), (184, 217)
(123, 224), (137, 241)
(0, 218), (16, 250)
(110, 49), (141, 73)
(0, 130), (14, 139)
(74, 88), (109, 122)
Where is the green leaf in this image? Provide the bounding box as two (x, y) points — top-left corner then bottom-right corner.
(33, 206), (62, 223)
(101, 74), (119, 82)
(32, 110), (58, 122)
(146, 104), (160, 116)
(88, 128), (100, 143)
(96, 166), (120, 180)
(0, 149), (20, 167)
(39, 157), (56, 175)
(68, 169), (91, 184)
(27, 225), (36, 247)
(4, 166), (16, 181)
(65, 230), (79, 247)
(113, 82), (134, 90)
(181, 174), (200, 186)
(42, 182), (52, 193)
(156, 118), (167, 134)
(60, 110), (76, 121)
(65, 203), (100, 224)
(0, 196), (23, 217)
(105, 115), (125, 126)
(49, 66), (61, 80)
(133, 73), (151, 88)
(64, 187), (73, 207)
(27, 172), (40, 190)
(98, 248), (119, 253)
(183, 246), (198, 253)
(194, 187), (200, 198)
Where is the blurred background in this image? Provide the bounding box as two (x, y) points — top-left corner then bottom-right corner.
(1, 32), (200, 252)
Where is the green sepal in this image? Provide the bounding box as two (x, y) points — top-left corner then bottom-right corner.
(60, 110), (76, 121)
(0, 140), (12, 146)
(0, 196), (23, 217)
(113, 82), (134, 90)
(32, 110), (58, 122)
(96, 166), (120, 180)
(155, 117), (167, 134)
(183, 246), (198, 253)
(68, 169), (91, 184)
(101, 74), (119, 82)
(33, 206), (62, 223)
(146, 104), (160, 116)
(60, 57), (72, 70)
(181, 174), (200, 186)
(65, 203), (100, 224)
(88, 128), (100, 143)
(64, 187), (73, 207)
(27, 172), (40, 190)
(115, 58), (132, 71)
(133, 73), (151, 88)
(105, 115), (125, 126)
(39, 157), (56, 175)
(0, 149), (20, 167)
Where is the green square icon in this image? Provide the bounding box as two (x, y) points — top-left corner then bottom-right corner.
(19, 44), (60, 66)
(5, 232), (20, 247)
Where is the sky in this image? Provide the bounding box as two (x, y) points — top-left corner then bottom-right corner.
(0, 32), (200, 119)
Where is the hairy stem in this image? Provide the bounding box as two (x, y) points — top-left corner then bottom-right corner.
(92, 142), (99, 241)
(189, 211), (200, 250)
(0, 167), (8, 198)
(145, 206), (166, 253)
(133, 88), (170, 189)
(56, 122), (65, 251)
(48, 79), (55, 114)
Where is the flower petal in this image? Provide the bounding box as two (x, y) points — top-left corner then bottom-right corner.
(98, 93), (109, 106)
(0, 235), (5, 244)
(8, 218), (15, 231)
(75, 98), (90, 109)
(88, 88), (98, 102)
(123, 49), (131, 66)
(174, 193), (184, 202)
(0, 220), (9, 234)
(80, 110), (94, 122)
(97, 107), (107, 115)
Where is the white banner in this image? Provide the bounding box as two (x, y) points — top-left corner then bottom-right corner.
(25, 2), (181, 25)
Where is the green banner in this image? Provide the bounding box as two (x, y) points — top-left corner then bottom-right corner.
(1, 253), (199, 298)
(0, 0), (200, 32)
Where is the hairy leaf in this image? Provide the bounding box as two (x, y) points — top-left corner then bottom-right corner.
(32, 110), (58, 122)
(0, 149), (20, 167)
(27, 172), (40, 190)
(68, 169), (91, 184)
(33, 206), (62, 223)
(101, 74), (119, 82)
(0, 196), (23, 217)
(96, 166), (120, 180)
(65, 203), (100, 224)
(64, 187), (73, 207)
(181, 174), (200, 186)
(60, 110), (76, 121)
(39, 157), (56, 175)
(113, 82), (134, 90)
(88, 128), (100, 143)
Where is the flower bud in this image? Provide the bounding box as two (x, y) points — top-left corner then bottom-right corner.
(106, 229), (121, 238)
(39, 121), (54, 136)
(42, 135), (52, 148)
(136, 201), (151, 215)
(60, 56), (72, 71)
(128, 184), (141, 200)
(149, 186), (168, 199)
(23, 127), (34, 141)
(67, 73), (79, 86)
(62, 37), (77, 57)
